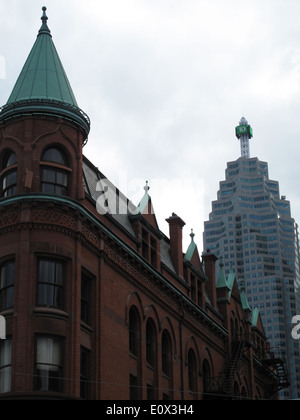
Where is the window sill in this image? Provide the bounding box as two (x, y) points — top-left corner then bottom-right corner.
(0, 308), (14, 318)
(80, 321), (93, 334)
(33, 307), (69, 320)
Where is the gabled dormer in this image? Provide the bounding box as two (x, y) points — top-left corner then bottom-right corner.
(184, 231), (206, 308)
(129, 182), (162, 269)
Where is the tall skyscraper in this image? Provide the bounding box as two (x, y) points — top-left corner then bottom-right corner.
(203, 117), (300, 399)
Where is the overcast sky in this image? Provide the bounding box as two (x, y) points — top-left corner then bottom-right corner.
(1, 0), (300, 251)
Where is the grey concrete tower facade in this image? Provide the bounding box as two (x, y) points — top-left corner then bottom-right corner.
(203, 118), (300, 399)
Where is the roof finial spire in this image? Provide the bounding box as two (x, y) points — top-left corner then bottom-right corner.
(144, 181), (150, 194)
(190, 229), (195, 242)
(41, 6), (48, 22)
(39, 6), (51, 36)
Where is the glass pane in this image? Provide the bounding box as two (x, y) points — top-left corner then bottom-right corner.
(42, 148), (66, 165)
(0, 287), (14, 311)
(41, 183), (55, 194)
(36, 337), (63, 392)
(6, 172), (17, 186)
(0, 262), (15, 288)
(39, 260), (55, 284)
(37, 337), (61, 365)
(5, 287), (14, 309)
(42, 169), (56, 183)
(38, 260), (64, 308)
(38, 284), (54, 306)
(0, 339), (11, 393)
(35, 367), (62, 392)
(56, 171), (68, 187)
(54, 286), (63, 308)
(0, 340), (12, 366)
(0, 366), (11, 393)
(55, 185), (66, 195)
(55, 263), (63, 285)
(5, 153), (17, 168)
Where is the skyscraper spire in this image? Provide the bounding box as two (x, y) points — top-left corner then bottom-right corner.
(235, 117), (253, 158)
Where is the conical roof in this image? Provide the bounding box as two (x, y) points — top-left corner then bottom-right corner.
(0, 7), (90, 137)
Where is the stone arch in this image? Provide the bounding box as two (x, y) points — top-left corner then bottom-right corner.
(125, 292), (144, 327)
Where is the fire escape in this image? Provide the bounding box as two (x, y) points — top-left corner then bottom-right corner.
(262, 347), (290, 398)
(222, 335), (248, 395)
(205, 335), (289, 400)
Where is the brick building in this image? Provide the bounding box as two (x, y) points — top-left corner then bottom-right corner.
(0, 8), (287, 400)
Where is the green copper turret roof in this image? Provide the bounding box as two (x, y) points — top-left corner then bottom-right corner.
(0, 7), (90, 137)
(216, 258), (229, 289)
(184, 230), (197, 262)
(7, 7), (78, 106)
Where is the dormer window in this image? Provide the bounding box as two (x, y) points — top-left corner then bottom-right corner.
(0, 152), (18, 197)
(40, 147), (70, 196)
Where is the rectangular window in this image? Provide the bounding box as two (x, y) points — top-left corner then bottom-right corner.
(0, 260), (15, 311)
(37, 259), (65, 309)
(0, 338), (12, 393)
(80, 347), (91, 400)
(81, 271), (93, 326)
(150, 237), (157, 268)
(142, 229), (149, 260)
(190, 275), (196, 302)
(35, 336), (64, 393)
(197, 280), (202, 307)
(41, 168), (68, 196)
(130, 374), (138, 400)
(2, 171), (17, 197)
(147, 384), (155, 400)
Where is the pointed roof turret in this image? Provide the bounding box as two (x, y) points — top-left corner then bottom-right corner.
(216, 258), (229, 289)
(0, 7), (90, 138)
(184, 230), (197, 262)
(239, 280), (252, 312)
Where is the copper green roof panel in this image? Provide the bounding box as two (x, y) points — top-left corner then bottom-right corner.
(184, 230), (197, 262)
(251, 308), (260, 327)
(7, 8), (77, 106)
(0, 8), (90, 137)
(216, 259), (229, 289)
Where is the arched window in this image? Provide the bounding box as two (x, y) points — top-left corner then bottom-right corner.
(128, 306), (142, 400)
(234, 381), (240, 398)
(162, 330), (172, 377)
(188, 348), (198, 394)
(1, 152), (17, 197)
(241, 386), (247, 400)
(146, 319), (157, 368)
(129, 307), (141, 357)
(202, 360), (211, 398)
(40, 147), (70, 196)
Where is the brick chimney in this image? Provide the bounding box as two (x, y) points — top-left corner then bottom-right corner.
(166, 213), (186, 278)
(202, 249), (218, 309)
